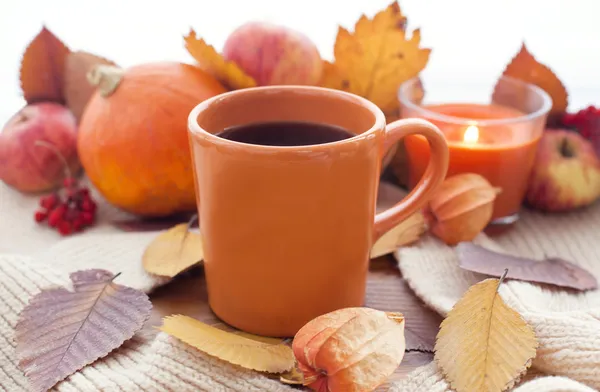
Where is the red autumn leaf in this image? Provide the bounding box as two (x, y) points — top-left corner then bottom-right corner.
(457, 242), (597, 291)
(20, 26), (71, 104)
(493, 43), (568, 116)
(15, 269), (152, 392)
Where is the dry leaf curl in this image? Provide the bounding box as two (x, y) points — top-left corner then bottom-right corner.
(435, 272), (538, 392)
(320, 1), (430, 115)
(20, 26), (70, 103)
(142, 222), (203, 277)
(184, 29), (257, 90)
(160, 315), (295, 373)
(15, 270), (152, 392)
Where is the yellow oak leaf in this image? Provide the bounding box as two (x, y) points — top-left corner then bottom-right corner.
(495, 43), (568, 115)
(435, 272), (538, 392)
(184, 29), (257, 90)
(322, 1), (430, 113)
(160, 315), (295, 373)
(142, 223), (203, 277)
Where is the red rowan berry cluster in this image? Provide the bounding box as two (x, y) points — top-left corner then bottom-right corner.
(34, 177), (97, 236)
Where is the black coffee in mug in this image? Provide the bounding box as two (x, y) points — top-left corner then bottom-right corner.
(215, 121), (354, 147)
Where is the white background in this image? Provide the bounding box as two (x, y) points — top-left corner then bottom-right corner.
(0, 0), (599, 124)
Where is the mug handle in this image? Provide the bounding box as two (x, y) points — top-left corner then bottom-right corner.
(373, 118), (449, 241)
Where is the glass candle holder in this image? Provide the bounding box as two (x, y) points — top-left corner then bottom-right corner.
(398, 76), (552, 225)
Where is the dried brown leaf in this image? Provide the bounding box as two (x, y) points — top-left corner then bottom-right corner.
(15, 270), (152, 392)
(160, 315), (294, 373)
(20, 26), (71, 104)
(64, 51), (117, 122)
(142, 222), (203, 277)
(457, 242), (597, 291)
(435, 274), (538, 392)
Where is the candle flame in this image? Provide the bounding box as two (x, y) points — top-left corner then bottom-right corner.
(463, 125), (479, 144)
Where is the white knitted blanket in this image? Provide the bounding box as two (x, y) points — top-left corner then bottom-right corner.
(1, 180), (599, 391)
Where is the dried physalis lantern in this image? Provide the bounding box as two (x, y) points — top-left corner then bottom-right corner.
(291, 308), (405, 392)
(425, 173), (500, 245)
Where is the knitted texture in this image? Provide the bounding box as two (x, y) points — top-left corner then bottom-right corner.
(0, 255), (296, 392)
(34, 232), (170, 293)
(3, 256), (591, 392)
(389, 362), (596, 392)
(397, 203), (600, 390)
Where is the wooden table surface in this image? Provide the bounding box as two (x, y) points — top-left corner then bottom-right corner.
(148, 255), (440, 388)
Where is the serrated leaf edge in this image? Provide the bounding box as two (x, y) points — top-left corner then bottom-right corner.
(15, 270), (152, 392)
(434, 277), (538, 392)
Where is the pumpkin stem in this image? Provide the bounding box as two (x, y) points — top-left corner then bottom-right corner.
(87, 65), (124, 97)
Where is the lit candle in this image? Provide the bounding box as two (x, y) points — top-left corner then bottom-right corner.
(463, 125), (479, 144)
(403, 103), (544, 223)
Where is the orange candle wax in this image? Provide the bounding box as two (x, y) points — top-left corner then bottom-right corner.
(405, 103), (542, 221)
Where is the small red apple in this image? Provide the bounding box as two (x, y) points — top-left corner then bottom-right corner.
(0, 102), (80, 193)
(222, 21), (323, 86)
(526, 129), (600, 212)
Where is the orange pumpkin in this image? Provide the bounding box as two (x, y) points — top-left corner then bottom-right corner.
(78, 62), (227, 217)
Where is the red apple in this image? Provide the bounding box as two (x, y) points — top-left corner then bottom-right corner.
(526, 129), (600, 212)
(0, 102), (80, 193)
(222, 21), (323, 86)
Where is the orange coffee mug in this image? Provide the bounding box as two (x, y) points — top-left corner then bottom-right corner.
(188, 86), (448, 337)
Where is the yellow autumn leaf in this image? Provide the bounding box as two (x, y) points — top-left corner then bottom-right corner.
(160, 315), (295, 373)
(184, 29), (257, 90)
(435, 273), (538, 392)
(321, 1), (430, 113)
(142, 223), (203, 277)
(319, 60), (348, 91)
(495, 43), (568, 115)
(370, 212), (426, 258)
